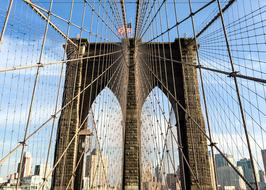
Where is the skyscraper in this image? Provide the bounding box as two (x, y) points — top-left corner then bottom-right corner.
(259, 170), (266, 189)
(216, 166), (246, 190)
(155, 164), (162, 182)
(34, 164), (46, 177)
(142, 163), (153, 182)
(261, 149), (266, 174)
(215, 153), (235, 168)
(166, 173), (180, 190)
(237, 158), (260, 185)
(259, 170), (266, 184)
(18, 152), (32, 178)
(85, 148), (108, 188)
(215, 154), (246, 190)
(209, 152), (216, 189)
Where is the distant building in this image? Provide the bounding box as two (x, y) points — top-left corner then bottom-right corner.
(0, 174), (52, 190)
(82, 178), (119, 190)
(166, 173), (180, 190)
(85, 148), (108, 188)
(18, 152), (32, 178)
(259, 170), (266, 183)
(83, 177), (90, 190)
(141, 163), (161, 190)
(209, 152), (217, 189)
(142, 163), (153, 182)
(20, 175), (51, 190)
(142, 181), (162, 190)
(84, 136), (92, 154)
(216, 166), (246, 190)
(155, 164), (162, 182)
(215, 154), (235, 168)
(34, 164), (46, 177)
(0, 185), (22, 190)
(215, 154), (246, 190)
(223, 186), (236, 190)
(237, 158), (260, 186)
(0, 177), (5, 184)
(262, 150), (266, 174)
(259, 170), (266, 189)
(8, 173), (18, 181)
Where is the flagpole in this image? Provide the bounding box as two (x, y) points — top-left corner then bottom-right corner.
(130, 17), (132, 38)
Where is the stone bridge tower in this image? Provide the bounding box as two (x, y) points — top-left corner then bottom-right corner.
(52, 38), (212, 190)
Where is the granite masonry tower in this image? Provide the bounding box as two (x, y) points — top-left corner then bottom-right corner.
(52, 38), (212, 190)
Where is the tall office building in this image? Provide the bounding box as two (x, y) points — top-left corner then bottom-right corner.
(166, 173), (180, 190)
(84, 135), (92, 154)
(85, 148), (108, 188)
(142, 163), (153, 182)
(34, 164), (46, 177)
(18, 152), (32, 178)
(209, 152), (216, 189)
(261, 149), (266, 174)
(142, 181), (162, 190)
(216, 166), (246, 190)
(215, 154), (246, 190)
(141, 163), (162, 190)
(155, 164), (162, 182)
(237, 158), (260, 185)
(215, 153), (235, 168)
(259, 170), (266, 189)
(259, 170), (266, 184)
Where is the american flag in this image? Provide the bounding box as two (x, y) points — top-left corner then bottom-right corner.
(118, 23), (132, 36)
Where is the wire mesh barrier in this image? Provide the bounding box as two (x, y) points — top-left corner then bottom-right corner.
(0, 0), (265, 190)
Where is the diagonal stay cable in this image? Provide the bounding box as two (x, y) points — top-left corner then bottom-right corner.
(24, 0), (122, 42)
(97, 0), (121, 33)
(23, 0), (77, 47)
(0, 0), (14, 42)
(107, 1), (123, 28)
(22, 0), (120, 44)
(85, 1), (122, 40)
(139, 1), (155, 37)
(196, 0), (236, 38)
(140, 0), (215, 43)
(140, 0), (166, 39)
